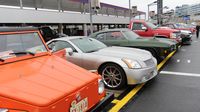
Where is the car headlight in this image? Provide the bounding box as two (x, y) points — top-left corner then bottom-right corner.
(0, 109), (7, 112)
(170, 33), (177, 39)
(122, 58), (142, 69)
(0, 109), (26, 112)
(98, 79), (105, 94)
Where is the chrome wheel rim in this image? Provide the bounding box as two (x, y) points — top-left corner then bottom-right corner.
(102, 66), (122, 88)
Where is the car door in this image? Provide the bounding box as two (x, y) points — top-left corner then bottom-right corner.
(71, 38), (102, 70)
(132, 22), (153, 37)
(131, 22), (147, 36)
(81, 53), (100, 71)
(48, 40), (83, 67)
(103, 31), (129, 47)
(95, 33), (106, 43)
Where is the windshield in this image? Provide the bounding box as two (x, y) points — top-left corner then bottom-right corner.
(71, 38), (107, 53)
(123, 31), (140, 40)
(0, 33), (47, 60)
(146, 22), (157, 29)
(174, 24), (182, 28)
(175, 23), (187, 28)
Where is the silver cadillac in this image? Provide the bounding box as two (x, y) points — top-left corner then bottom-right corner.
(47, 37), (158, 89)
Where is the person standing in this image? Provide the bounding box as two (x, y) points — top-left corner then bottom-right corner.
(196, 21), (200, 38)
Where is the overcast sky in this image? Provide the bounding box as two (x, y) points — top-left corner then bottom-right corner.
(101, 0), (200, 13)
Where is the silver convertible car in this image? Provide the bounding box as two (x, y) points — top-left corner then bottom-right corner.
(47, 37), (158, 89)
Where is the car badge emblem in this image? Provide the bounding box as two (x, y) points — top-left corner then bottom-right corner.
(76, 92), (81, 101)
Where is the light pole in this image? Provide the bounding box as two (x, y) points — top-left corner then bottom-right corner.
(147, 1), (157, 20)
(157, 6), (169, 25)
(89, 0), (93, 34)
(129, 0), (131, 21)
(19, 0), (23, 9)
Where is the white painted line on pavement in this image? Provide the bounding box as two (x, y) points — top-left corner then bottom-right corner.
(187, 60), (191, 63)
(160, 71), (200, 77)
(181, 49), (186, 52)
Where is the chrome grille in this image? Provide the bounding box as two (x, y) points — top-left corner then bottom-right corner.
(171, 45), (176, 51)
(144, 58), (155, 67)
(174, 32), (181, 38)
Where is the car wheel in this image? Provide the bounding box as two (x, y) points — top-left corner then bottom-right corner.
(99, 63), (126, 90)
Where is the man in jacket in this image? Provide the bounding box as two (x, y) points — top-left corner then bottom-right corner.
(196, 21), (200, 38)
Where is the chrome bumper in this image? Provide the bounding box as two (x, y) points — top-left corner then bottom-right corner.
(124, 66), (158, 85)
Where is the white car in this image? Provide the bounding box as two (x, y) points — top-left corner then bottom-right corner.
(47, 37), (158, 89)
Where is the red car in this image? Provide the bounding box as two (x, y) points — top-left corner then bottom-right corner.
(128, 20), (182, 43)
(163, 23), (196, 34)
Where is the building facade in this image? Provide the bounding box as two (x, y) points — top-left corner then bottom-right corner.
(189, 3), (200, 16)
(175, 5), (189, 17)
(175, 3), (200, 17)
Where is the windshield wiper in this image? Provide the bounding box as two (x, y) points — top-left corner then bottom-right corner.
(10, 51), (35, 56)
(0, 58), (5, 62)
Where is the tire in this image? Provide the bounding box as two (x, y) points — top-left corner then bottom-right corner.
(99, 63), (127, 90)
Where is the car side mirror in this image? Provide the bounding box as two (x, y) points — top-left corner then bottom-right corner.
(142, 27), (148, 31)
(65, 48), (73, 56)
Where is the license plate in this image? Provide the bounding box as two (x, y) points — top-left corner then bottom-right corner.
(70, 98), (88, 112)
(146, 70), (156, 80)
(148, 71), (154, 79)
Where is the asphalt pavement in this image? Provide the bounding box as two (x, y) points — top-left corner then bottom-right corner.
(163, 36), (200, 74)
(120, 35), (200, 112)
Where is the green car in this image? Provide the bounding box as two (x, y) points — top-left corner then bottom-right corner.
(90, 29), (177, 62)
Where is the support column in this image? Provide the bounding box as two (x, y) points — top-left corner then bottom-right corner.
(83, 3), (86, 14)
(124, 11), (126, 17)
(118, 24), (120, 28)
(89, 0), (93, 34)
(124, 24), (127, 28)
(83, 24), (88, 36)
(114, 24), (117, 28)
(34, 0), (38, 10)
(58, 23), (63, 34)
(101, 24), (103, 30)
(97, 24), (100, 31)
(106, 8), (109, 16)
(157, 0), (163, 25)
(58, 0), (61, 12)
(129, 0), (131, 21)
(108, 24), (111, 29)
(19, 0), (23, 9)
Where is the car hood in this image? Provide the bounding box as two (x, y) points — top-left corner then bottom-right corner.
(180, 30), (192, 34)
(136, 37), (177, 46)
(92, 46), (152, 61)
(153, 37), (178, 44)
(0, 55), (98, 106)
(156, 27), (179, 33)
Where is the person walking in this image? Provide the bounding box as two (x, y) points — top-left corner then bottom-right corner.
(196, 21), (200, 38)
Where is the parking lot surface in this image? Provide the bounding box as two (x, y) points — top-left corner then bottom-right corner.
(121, 74), (200, 112)
(163, 38), (200, 74)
